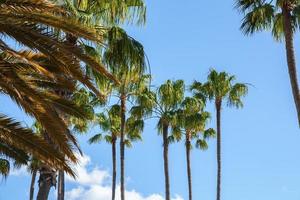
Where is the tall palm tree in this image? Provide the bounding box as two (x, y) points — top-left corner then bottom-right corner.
(174, 97), (215, 200)
(54, 1), (146, 197)
(89, 105), (121, 200)
(28, 122), (43, 200)
(236, 0), (300, 126)
(28, 159), (39, 200)
(91, 27), (147, 200)
(89, 104), (144, 200)
(53, 1), (146, 198)
(67, 27), (146, 200)
(132, 80), (185, 200)
(191, 69), (248, 200)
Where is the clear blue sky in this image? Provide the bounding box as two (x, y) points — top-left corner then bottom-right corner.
(1, 0), (300, 199)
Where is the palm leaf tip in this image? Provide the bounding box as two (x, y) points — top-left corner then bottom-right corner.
(0, 159), (10, 178)
(196, 139), (208, 150)
(88, 134), (102, 144)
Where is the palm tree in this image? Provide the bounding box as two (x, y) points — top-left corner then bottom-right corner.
(132, 80), (185, 200)
(28, 157), (40, 200)
(28, 122), (43, 200)
(93, 27), (147, 200)
(89, 104), (144, 200)
(174, 97), (215, 200)
(53, 1), (146, 198)
(89, 105), (121, 200)
(236, 0), (300, 126)
(67, 27), (147, 200)
(191, 69), (248, 200)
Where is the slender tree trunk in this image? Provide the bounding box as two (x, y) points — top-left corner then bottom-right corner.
(216, 100), (222, 200)
(29, 169), (37, 200)
(112, 137), (117, 200)
(120, 94), (126, 200)
(37, 133), (57, 200)
(185, 132), (192, 200)
(37, 166), (56, 200)
(282, 4), (300, 126)
(163, 123), (170, 200)
(57, 33), (77, 200)
(57, 171), (64, 200)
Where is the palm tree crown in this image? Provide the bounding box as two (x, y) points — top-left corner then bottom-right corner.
(236, 0), (300, 125)
(192, 69), (248, 108)
(236, 0), (300, 39)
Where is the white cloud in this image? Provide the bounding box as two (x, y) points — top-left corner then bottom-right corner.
(66, 153), (184, 200)
(66, 154), (110, 186)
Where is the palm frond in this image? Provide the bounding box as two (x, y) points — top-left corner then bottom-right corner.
(88, 133), (102, 144)
(196, 139), (208, 150)
(0, 115), (74, 175)
(240, 3), (275, 35)
(0, 159), (10, 178)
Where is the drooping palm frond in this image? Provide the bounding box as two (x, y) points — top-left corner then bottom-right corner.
(228, 83), (248, 108)
(0, 0), (121, 167)
(236, 0), (300, 39)
(0, 159), (10, 178)
(0, 141), (30, 179)
(104, 27), (146, 72)
(0, 115), (74, 175)
(240, 3), (275, 34)
(125, 117), (143, 142)
(0, 143), (29, 167)
(0, 0), (118, 88)
(88, 133), (103, 144)
(57, 0), (146, 26)
(196, 139), (208, 150)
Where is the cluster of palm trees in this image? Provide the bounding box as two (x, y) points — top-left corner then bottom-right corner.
(82, 70), (248, 200)
(0, 0), (299, 200)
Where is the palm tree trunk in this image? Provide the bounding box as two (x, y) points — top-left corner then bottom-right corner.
(57, 170), (64, 200)
(163, 123), (170, 200)
(37, 166), (56, 200)
(56, 33), (77, 200)
(112, 137), (117, 200)
(216, 100), (222, 200)
(29, 169), (37, 200)
(37, 133), (57, 200)
(120, 94), (126, 200)
(185, 132), (192, 200)
(282, 4), (300, 126)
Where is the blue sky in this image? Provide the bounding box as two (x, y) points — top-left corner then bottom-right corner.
(1, 0), (300, 199)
